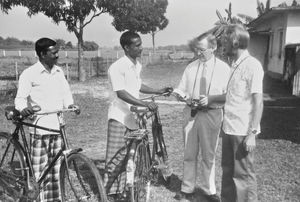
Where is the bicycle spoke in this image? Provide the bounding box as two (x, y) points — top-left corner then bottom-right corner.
(0, 133), (26, 201)
(60, 153), (107, 202)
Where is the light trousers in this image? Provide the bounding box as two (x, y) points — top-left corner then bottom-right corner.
(181, 108), (223, 195)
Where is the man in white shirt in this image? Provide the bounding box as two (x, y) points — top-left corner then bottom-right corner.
(104, 31), (172, 199)
(221, 24), (264, 202)
(173, 32), (230, 202)
(15, 37), (77, 202)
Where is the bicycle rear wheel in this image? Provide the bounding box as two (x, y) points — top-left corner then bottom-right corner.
(60, 152), (107, 202)
(129, 142), (151, 202)
(0, 132), (26, 201)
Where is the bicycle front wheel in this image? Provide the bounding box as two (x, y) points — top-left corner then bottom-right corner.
(60, 153), (107, 202)
(0, 132), (26, 202)
(130, 142), (151, 202)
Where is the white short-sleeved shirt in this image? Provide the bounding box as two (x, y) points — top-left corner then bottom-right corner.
(174, 56), (230, 123)
(108, 56), (142, 129)
(15, 61), (74, 135)
(175, 56), (230, 106)
(223, 50), (264, 136)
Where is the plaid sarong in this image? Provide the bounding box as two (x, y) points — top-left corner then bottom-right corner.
(104, 119), (129, 195)
(31, 134), (62, 202)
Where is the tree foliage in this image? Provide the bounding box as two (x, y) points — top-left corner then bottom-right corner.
(110, 0), (169, 52)
(111, 0), (168, 33)
(256, 0), (271, 16)
(83, 41), (99, 51)
(0, 0), (130, 81)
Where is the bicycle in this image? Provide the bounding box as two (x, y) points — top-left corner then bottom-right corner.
(0, 105), (107, 202)
(106, 93), (173, 202)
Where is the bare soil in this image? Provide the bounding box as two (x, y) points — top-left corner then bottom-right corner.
(0, 61), (299, 202)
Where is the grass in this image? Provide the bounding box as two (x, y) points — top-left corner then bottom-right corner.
(0, 61), (299, 201)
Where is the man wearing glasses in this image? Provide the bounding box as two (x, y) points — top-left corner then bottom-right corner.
(173, 32), (230, 202)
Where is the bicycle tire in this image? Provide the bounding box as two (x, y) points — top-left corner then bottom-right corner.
(60, 152), (107, 202)
(129, 142), (151, 202)
(0, 132), (27, 202)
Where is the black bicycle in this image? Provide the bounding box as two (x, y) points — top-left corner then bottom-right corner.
(0, 106), (107, 202)
(106, 93), (172, 202)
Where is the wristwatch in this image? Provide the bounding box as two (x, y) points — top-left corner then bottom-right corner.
(250, 128), (258, 135)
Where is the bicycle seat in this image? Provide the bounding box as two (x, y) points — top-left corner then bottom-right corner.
(130, 106), (149, 113)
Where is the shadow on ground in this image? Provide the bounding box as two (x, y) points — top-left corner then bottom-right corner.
(261, 75), (300, 144)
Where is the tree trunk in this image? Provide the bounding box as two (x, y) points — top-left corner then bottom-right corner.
(77, 24), (86, 81)
(152, 32), (156, 55)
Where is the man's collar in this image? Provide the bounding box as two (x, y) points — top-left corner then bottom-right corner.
(233, 50), (249, 67)
(124, 55), (139, 67)
(37, 61), (60, 73)
(198, 55), (215, 66)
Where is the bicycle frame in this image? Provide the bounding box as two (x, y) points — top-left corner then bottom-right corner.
(0, 110), (82, 197)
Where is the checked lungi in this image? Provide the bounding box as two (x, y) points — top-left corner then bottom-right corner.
(104, 119), (129, 195)
(31, 134), (63, 202)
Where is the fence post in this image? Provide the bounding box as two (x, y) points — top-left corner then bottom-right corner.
(88, 60), (92, 77)
(2, 50), (5, 57)
(65, 51), (68, 58)
(66, 63), (70, 81)
(148, 52), (152, 64)
(97, 49), (101, 57)
(18, 50), (22, 57)
(15, 62), (18, 81)
(106, 56), (108, 70)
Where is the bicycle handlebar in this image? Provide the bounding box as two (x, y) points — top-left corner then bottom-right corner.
(35, 107), (80, 116)
(140, 92), (172, 101)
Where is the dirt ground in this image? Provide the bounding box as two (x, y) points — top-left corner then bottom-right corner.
(0, 61), (299, 201)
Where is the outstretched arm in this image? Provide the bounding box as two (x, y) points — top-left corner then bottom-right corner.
(117, 90), (158, 111)
(140, 84), (173, 95)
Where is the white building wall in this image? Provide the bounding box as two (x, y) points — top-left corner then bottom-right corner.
(268, 15), (286, 74)
(249, 15), (286, 75)
(286, 12), (300, 45)
(249, 35), (268, 70)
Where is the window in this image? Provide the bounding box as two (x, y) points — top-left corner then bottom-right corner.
(279, 31), (284, 59)
(269, 33), (273, 58)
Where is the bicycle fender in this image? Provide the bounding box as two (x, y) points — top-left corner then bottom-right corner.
(63, 148), (83, 156)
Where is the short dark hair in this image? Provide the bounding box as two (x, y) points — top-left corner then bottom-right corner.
(225, 24), (250, 49)
(35, 38), (56, 57)
(120, 31), (140, 49)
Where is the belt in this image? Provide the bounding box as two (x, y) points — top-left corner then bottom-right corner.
(187, 104), (223, 111)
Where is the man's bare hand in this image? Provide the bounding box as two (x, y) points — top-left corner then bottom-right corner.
(243, 134), (256, 152)
(21, 107), (34, 117)
(146, 102), (158, 111)
(160, 86), (173, 95)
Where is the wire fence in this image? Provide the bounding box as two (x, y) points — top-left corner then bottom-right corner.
(0, 49), (194, 99)
(0, 50), (194, 80)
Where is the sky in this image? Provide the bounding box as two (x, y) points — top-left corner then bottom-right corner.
(0, 0), (294, 48)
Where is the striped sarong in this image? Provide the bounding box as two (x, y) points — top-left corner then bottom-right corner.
(31, 134), (62, 202)
(104, 119), (129, 195)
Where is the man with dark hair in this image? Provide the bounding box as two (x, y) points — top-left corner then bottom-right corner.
(221, 24), (264, 202)
(104, 31), (172, 199)
(173, 32), (230, 202)
(15, 37), (78, 201)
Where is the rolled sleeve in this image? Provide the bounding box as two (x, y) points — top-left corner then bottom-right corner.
(61, 75), (74, 108)
(175, 69), (189, 98)
(250, 63), (264, 94)
(109, 65), (125, 91)
(15, 71), (31, 111)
